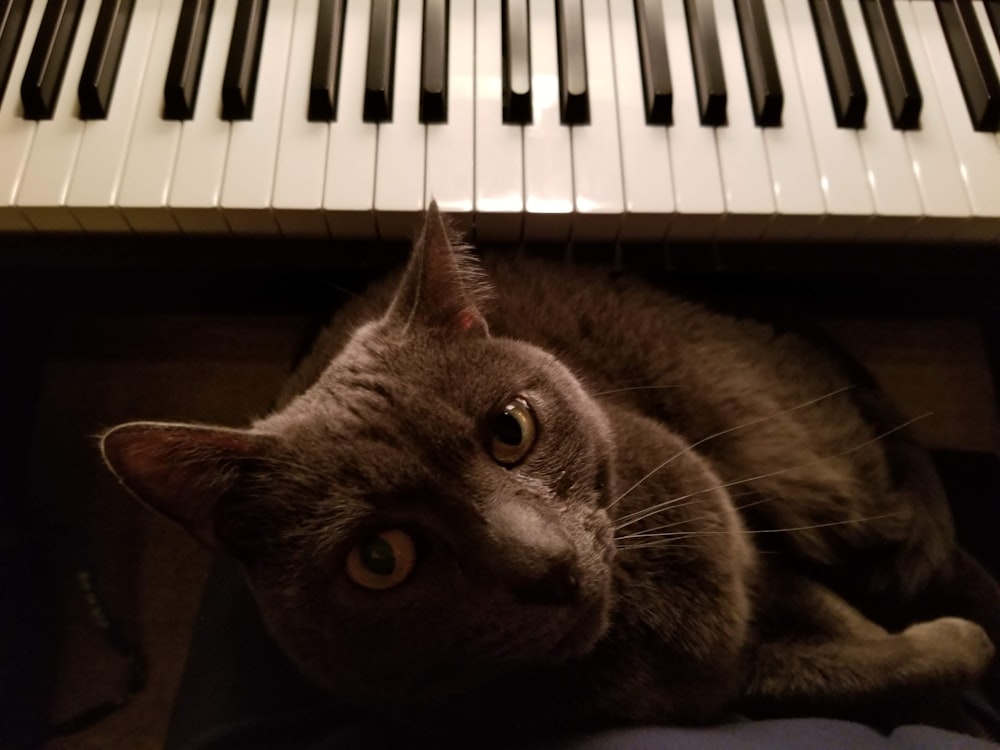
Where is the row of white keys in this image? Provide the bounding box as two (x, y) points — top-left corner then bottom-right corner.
(713, 0), (775, 240)
(894, 0), (972, 239)
(15, 0), (103, 231)
(68, 0), (166, 232)
(168, 0), (237, 234)
(782, 0), (873, 238)
(841, 0), (922, 240)
(759, 0), (825, 239)
(273, 0), (329, 236)
(661, 0), (724, 240)
(424, 0), (474, 231)
(0, 0), (45, 232)
(571, 0), (624, 241)
(324, 0), (377, 237)
(474, 0), (523, 242)
(523, 0), (574, 242)
(909, 0), (1000, 241)
(374, 0), (425, 239)
(118, 0), (187, 232)
(221, 0), (297, 234)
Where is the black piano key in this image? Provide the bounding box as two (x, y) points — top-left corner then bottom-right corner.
(684, 0), (726, 126)
(809, 0), (866, 128)
(935, 0), (1000, 132)
(502, 0), (530, 124)
(21, 0), (84, 119)
(634, 0), (672, 125)
(221, 0), (267, 121)
(0, 0), (32, 106)
(164, 0), (214, 120)
(986, 0), (1000, 51)
(309, 0), (344, 121)
(78, 0), (134, 119)
(421, 0), (448, 123)
(556, 0), (589, 125)
(734, 0), (782, 127)
(859, 0), (920, 129)
(364, 0), (396, 122)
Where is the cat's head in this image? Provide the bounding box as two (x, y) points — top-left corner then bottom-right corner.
(101, 205), (618, 705)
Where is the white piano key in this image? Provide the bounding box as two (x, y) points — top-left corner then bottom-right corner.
(220, 0), (297, 235)
(522, 0), (575, 241)
(15, 0), (103, 232)
(662, 0), (724, 239)
(570, 0), (624, 240)
(169, 0), (238, 234)
(607, 0), (673, 242)
(841, 0), (922, 240)
(323, 0), (377, 238)
(373, 0), (425, 239)
(474, 0), (523, 242)
(424, 0), (474, 229)
(67, 0), (166, 233)
(781, 0), (874, 238)
(272, 0), (330, 237)
(0, 0), (46, 232)
(759, 0), (825, 239)
(909, 0), (1000, 241)
(117, 0), (187, 233)
(894, 0), (973, 239)
(712, 0), (775, 239)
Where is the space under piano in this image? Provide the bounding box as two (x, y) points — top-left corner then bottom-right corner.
(0, 0), (998, 280)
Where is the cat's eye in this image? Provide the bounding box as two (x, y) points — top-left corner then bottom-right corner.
(346, 529), (417, 590)
(490, 397), (537, 466)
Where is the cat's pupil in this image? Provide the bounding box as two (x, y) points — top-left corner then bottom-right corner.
(360, 537), (396, 576)
(495, 412), (524, 446)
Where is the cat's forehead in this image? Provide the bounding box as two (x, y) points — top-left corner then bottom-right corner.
(323, 323), (554, 403)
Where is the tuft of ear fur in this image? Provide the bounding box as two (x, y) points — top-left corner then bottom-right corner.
(385, 201), (492, 336)
(101, 421), (275, 551)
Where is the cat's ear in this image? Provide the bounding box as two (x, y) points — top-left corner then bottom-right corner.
(385, 201), (490, 336)
(101, 421), (274, 552)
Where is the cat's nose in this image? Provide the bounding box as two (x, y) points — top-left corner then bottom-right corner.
(484, 498), (583, 606)
(514, 557), (581, 606)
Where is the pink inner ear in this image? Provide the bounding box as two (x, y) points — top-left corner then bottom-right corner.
(456, 308), (476, 331)
(102, 423), (268, 551)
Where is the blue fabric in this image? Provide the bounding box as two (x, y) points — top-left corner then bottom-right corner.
(288, 718), (999, 750)
(526, 721), (1000, 750)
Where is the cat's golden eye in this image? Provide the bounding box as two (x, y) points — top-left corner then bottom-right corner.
(346, 529), (416, 590)
(490, 397), (537, 466)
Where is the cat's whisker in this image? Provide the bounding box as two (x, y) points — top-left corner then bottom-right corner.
(614, 511), (904, 551)
(613, 489), (759, 531)
(613, 412), (932, 531)
(614, 495), (779, 541)
(605, 385), (858, 511)
(317, 276), (364, 299)
(590, 384), (683, 398)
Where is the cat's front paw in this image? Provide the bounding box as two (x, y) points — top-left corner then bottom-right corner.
(903, 617), (995, 683)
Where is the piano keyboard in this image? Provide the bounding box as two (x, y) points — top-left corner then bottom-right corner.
(0, 0), (998, 243)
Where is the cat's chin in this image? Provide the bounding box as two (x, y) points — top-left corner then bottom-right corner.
(547, 597), (613, 662)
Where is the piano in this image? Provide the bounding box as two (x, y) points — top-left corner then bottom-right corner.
(0, 0), (999, 250)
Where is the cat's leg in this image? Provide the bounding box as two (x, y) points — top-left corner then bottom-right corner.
(743, 573), (995, 733)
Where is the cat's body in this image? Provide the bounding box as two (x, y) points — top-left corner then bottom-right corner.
(102, 208), (999, 743)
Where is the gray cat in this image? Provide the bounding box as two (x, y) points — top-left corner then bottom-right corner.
(102, 206), (998, 742)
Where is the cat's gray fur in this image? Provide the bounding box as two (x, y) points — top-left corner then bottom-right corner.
(102, 206), (999, 742)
